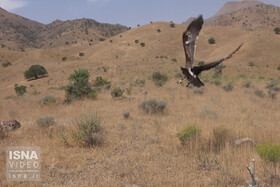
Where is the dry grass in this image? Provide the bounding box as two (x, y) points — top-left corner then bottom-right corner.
(0, 22), (280, 186)
(0, 80), (280, 186)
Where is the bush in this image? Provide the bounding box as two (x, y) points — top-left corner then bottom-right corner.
(123, 111), (130, 119)
(212, 126), (229, 152)
(277, 66), (280, 71)
(42, 95), (56, 105)
(214, 80), (221, 86)
(62, 57), (67, 61)
(208, 37), (216, 44)
(79, 52), (85, 57)
(244, 81), (252, 88)
(72, 114), (103, 148)
(254, 89), (265, 98)
(222, 84), (234, 91)
(171, 58), (177, 63)
(140, 42), (145, 47)
(256, 143), (280, 164)
(36, 116), (55, 127)
(170, 23), (175, 28)
(14, 84), (26, 96)
(99, 38), (106, 41)
(157, 29), (161, 33)
(152, 72), (168, 87)
(139, 99), (167, 114)
(111, 87), (123, 98)
(2, 61), (11, 68)
(24, 65), (48, 80)
(65, 69), (92, 102)
(135, 40), (139, 44)
(274, 27), (280, 34)
(93, 76), (110, 87)
(177, 125), (201, 144)
(88, 90), (98, 99)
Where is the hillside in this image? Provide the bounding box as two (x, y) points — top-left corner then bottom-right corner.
(205, 1), (280, 30)
(0, 7), (128, 50)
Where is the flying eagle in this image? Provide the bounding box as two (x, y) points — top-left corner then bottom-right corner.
(180, 15), (243, 87)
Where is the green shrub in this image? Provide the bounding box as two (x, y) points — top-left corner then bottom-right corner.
(62, 57), (67, 61)
(222, 84), (234, 91)
(214, 80), (221, 86)
(208, 37), (216, 44)
(79, 52), (85, 57)
(135, 40), (139, 44)
(177, 125), (201, 144)
(72, 114), (103, 148)
(175, 73), (183, 79)
(277, 66), (280, 71)
(65, 69), (92, 102)
(244, 81), (252, 88)
(140, 42), (145, 47)
(88, 90), (98, 99)
(24, 65), (48, 80)
(134, 79), (145, 87)
(14, 84), (26, 96)
(200, 108), (218, 119)
(42, 95), (56, 105)
(2, 61), (11, 68)
(111, 87), (123, 98)
(123, 111), (130, 119)
(274, 27), (280, 34)
(99, 38), (106, 41)
(93, 76), (110, 87)
(256, 143), (280, 164)
(157, 29), (161, 33)
(139, 99), (167, 114)
(254, 89), (265, 98)
(36, 116), (55, 127)
(65, 41), (69, 45)
(152, 72), (168, 87)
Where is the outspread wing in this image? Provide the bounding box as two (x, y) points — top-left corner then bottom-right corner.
(200, 43), (244, 71)
(183, 15), (204, 68)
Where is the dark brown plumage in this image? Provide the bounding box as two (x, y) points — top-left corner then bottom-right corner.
(180, 15), (243, 87)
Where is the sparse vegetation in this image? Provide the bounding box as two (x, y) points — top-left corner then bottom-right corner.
(157, 29), (161, 33)
(254, 89), (265, 98)
(92, 76), (110, 88)
(139, 99), (167, 114)
(277, 66), (280, 71)
(111, 87), (123, 98)
(79, 52), (85, 57)
(198, 61), (205, 66)
(72, 114), (103, 148)
(152, 72), (168, 87)
(36, 116), (55, 127)
(99, 38), (106, 41)
(170, 23), (175, 28)
(122, 111), (130, 119)
(222, 83), (234, 91)
(24, 65), (48, 80)
(212, 126), (230, 152)
(42, 95), (56, 105)
(62, 57), (67, 61)
(177, 125), (201, 145)
(135, 40), (139, 44)
(2, 61), (11, 68)
(14, 84), (26, 96)
(194, 88), (204, 95)
(208, 37), (216, 44)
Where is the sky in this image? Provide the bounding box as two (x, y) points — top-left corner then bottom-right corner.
(0, 0), (280, 27)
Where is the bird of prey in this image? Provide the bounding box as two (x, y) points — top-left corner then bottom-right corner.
(180, 15), (243, 87)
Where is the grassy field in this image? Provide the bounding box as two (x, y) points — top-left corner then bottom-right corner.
(0, 22), (280, 186)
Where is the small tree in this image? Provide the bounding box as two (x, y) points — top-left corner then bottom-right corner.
(65, 69), (92, 102)
(14, 84), (26, 96)
(24, 65), (48, 80)
(208, 37), (216, 44)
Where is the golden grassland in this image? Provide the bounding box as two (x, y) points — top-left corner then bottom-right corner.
(0, 22), (280, 186)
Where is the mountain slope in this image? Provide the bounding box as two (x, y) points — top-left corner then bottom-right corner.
(205, 1), (280, 30)
(0, 7), (128, 50)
